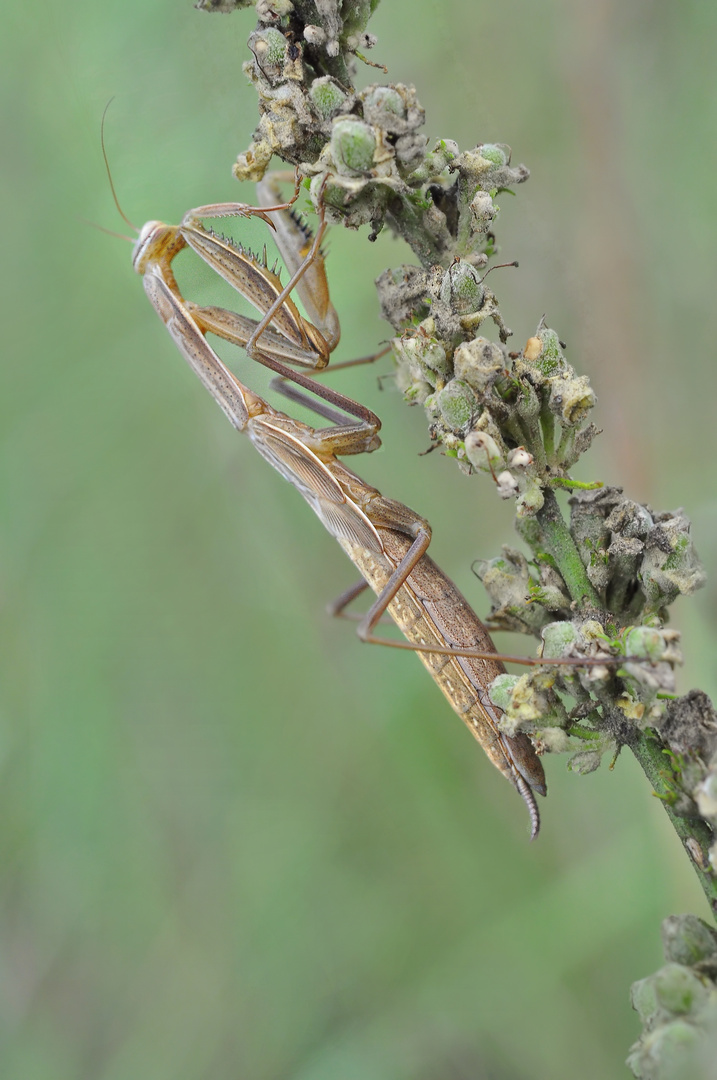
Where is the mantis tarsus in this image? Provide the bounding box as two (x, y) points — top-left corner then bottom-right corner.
(129, 174), (615, 838)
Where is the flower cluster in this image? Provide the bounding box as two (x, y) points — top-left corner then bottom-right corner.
(377, 312), (601, 518)
(199, 0), (528, 266)
(201, 0), (712, 860)
(376, 226), (705, 780)
(487, 619), (682, 775)
(628, 914), (717, 1079)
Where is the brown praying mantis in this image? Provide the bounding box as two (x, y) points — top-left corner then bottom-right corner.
(126, 172), (619, 838)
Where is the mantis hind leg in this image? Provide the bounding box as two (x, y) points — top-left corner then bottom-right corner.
(188, 299), (382, 456)
(327, 578), (394, 628)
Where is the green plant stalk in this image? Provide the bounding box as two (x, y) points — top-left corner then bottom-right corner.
(555, 424), (576, 464)
(540, 402), (555, 461)
(502, 412), (530, 451)
(630, 731), (717, 915)
(531, 489), (602, 608)
(515, 400), (548, 471)
(568, 724), (601, 740)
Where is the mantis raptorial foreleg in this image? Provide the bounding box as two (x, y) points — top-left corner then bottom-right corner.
(134, 174), (384, 453)
(133, 171), (337, 370)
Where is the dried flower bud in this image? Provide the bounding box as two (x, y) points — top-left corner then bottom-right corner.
(536, 728), (573, 753)
(475, 547), (552, 634)
(360, 83), (425, 136)
(331, 117), (377, 175)
(394, 365), (432, 405)
(661, 915), (717, 967)
(464, 430), (503, 473)
(515, 478), (545, 517)
(392, 329), (450, 389)
(653, 964), (710, 1017)
(439, 260), (484, 315)
(453, 337), (505, 392)
(309, 76), (349, 119)
(525, 327), (567, 377)
(407, 138), (459, 184)
(567, 750), (604, 775)
(488, 673), (520, 711)
(547, 373), (596, 425)
(435, 379), (479, 432)
(469, 190), (497, 233)
(453, 145), (528, 193)
(255, 0), (293, 17)
(605, 498), (653, 540)
(248, 27), (287, 76)
(640, 510), (706, 611)
(627, 1017), (708, 1080)
(540, 621), (581, 658)
(479, 143), (508, 167)
(490, 670), (564, 735)
(362, 85), (404, 125)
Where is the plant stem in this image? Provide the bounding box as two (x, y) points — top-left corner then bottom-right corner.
(540, 402), (555, 461)
(629, 730), (717, 915)
(533, 489), (602, 609)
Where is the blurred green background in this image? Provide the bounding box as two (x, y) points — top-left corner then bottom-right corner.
(3, 1), (717, 1077)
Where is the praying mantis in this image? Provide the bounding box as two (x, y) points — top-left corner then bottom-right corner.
(128, 173), (609, 838)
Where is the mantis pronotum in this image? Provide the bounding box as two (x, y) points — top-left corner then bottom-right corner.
(129, 175), (612, 838)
